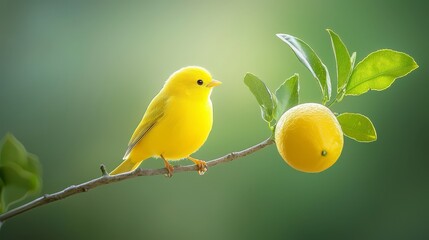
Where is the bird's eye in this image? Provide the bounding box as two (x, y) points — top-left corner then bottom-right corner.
(197, 79), (204, 85)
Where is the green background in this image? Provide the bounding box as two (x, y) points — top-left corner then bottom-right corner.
(1, 0), (428, 239)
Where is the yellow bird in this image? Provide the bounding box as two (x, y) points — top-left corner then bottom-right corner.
(110, 66), (221, 176)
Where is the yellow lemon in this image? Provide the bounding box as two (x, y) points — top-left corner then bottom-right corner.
(275, 103), (343, 173)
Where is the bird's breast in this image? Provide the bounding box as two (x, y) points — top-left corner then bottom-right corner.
(148, 97), (213, 159)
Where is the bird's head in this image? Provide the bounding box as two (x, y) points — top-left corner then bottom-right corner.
(164, 66), (221, 99)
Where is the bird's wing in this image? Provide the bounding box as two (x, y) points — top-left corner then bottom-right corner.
(123, 94), (168, 159)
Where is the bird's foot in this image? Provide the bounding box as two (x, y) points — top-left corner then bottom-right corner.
(188, 156), (208, 175)
(162, 156), (174, 178)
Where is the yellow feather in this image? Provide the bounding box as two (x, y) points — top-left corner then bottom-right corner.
(110, 66), (221, 175)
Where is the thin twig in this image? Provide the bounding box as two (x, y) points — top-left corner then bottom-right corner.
(0, 138), (274, 223)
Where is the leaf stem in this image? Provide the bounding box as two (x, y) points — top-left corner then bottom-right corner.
(326, 89), (346, 108)
(327, 99), (337, 108)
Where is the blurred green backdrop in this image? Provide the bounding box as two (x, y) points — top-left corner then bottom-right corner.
(1, 0), (428, 239)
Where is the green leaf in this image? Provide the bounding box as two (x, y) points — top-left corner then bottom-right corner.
(0, 164), (40, 209)
(346, 49), (418, 95)
(327, 29), (352, 94)
(0, 134), (42, 212)
(244, 73), (276, 124)
(25, 153), (42, 179)
(0, 134), (28, 167)
(0, 156), (42, 209)
(277, 33), (331, 104)
(337, 113), (377, 142)
(0, 163), (40, 191)
(334, 52), (357, 102)
(274, 74), (299, 120)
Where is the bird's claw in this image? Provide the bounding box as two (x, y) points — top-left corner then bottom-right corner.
(164, 164), (174, 178)
(188, 157), (207, 175)
(197, 161), (208, 175)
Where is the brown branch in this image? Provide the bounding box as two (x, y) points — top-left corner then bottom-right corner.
(0, 137), (274, 223)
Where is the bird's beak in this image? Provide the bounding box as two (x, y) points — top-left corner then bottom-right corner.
(206, 79), (222, 88)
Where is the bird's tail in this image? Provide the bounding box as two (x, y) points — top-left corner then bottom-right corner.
(110, 158), (141, 175)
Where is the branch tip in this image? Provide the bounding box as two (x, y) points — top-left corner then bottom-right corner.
(100, 164), (108, 176)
